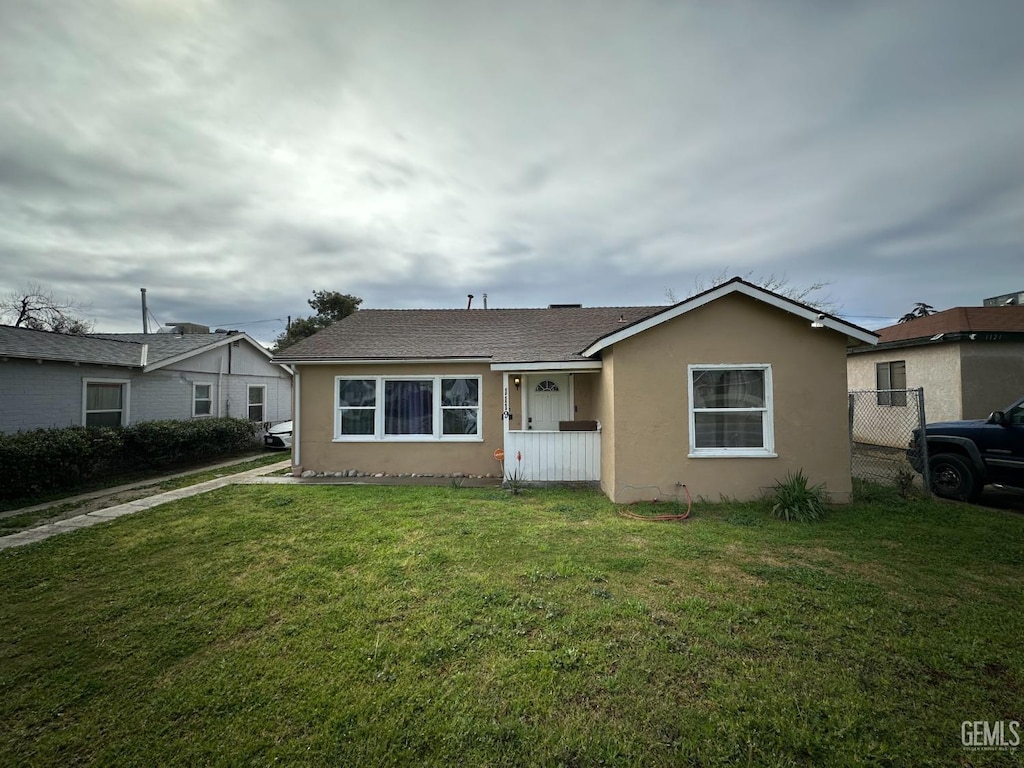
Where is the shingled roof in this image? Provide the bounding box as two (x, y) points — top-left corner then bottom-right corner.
(274, 278), (878, 364)
(0, 326), (273, 369)
(875, 306), (1024, 345)
(0, 325), (146, 367)
(273, 306), (664, 364)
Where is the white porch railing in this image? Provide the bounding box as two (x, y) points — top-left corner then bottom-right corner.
(503, 430), (601, 482)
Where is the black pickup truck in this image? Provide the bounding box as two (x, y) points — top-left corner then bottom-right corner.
(908, 396), (1024, 501)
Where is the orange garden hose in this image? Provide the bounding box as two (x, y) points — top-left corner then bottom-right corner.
(616, 484), (692, 521)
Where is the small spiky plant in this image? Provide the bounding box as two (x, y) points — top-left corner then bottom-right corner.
(770, 469), (829, 522)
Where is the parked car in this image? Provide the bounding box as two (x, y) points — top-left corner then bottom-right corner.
(264, 420), (293, 450)
(908, 396), (1024, 501)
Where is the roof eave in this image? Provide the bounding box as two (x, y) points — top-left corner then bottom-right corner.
(581, 279), (878, 356)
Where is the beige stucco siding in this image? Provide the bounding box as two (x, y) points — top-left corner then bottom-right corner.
(596, 347), (616, 498)
(606, 293), (853, 503)
(571, 372), (599, 421)
(959, 342), (1024, 418)
(296, 362), (504, 476)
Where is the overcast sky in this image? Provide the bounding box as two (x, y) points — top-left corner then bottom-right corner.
(2, 0), (1022, 344)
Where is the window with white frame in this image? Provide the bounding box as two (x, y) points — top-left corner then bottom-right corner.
(335, 376), (481, 440)
(875, 361), (907, 407)
(248, 386), (265, 422)
(193, 383), (212, 416)
(688, 365), (774, 456)
(83, 379), (129, 428)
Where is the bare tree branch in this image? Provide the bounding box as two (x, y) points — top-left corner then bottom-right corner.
(681, 268), (841, 315)
(0, 282), (95, 334)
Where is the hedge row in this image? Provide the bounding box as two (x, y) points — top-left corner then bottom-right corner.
(0, 418), (263, 501)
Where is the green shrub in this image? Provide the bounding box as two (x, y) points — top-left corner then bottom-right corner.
(0, 418), (261, 501)
(769, 469), (829, 522)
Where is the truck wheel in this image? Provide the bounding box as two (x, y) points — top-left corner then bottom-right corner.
(928, 453), (981, 502)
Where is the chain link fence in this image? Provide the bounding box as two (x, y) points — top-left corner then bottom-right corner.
(848, 388), (930, 495)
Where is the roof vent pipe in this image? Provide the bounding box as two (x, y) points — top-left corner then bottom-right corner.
(141, 288), (149, 334)
(466, 294), (474, 310)
(483, 293), (488, 309)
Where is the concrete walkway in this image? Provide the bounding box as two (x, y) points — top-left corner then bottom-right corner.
(0, 460), (291, 551)
(0, 453), (288, 521)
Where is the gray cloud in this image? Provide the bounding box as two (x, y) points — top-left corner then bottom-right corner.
(0, 0), (1022, 342)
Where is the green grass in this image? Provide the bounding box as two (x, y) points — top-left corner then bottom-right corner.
(1, 482), (1022, 766)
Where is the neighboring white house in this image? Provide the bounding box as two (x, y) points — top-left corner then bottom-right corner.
(0, 325), (292, 433)
(847, 306), (1024, 446)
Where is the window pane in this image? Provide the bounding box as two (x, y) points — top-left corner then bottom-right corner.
(890, 361), (907, 406)
(196, 384), (211, 400)
(86, 411), (122, 428)
(443, 408), (478, 435)
(339, 379), (376, 407)
(875, 363), (891, 391)
(692, 370), (764, 408)
(248, 405), (264, 422)
(195, 400), (212, 416)
(87, 383), (122, 411)
(341, 409), (375, 435)
(385, 380), (433, 435)
(441, 378), (478, 407)
(248, 387), (264, 405)
(694, 412), (764, 449)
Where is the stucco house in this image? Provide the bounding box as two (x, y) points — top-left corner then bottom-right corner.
(847, 307), (1024, 439)
(0, 325), (292, 433)
(273, 278), (876, 503)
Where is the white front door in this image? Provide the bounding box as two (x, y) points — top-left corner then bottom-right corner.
(526, 374), (570, 431)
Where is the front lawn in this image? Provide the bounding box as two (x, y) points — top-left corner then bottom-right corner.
(1, 484), (1021, 766)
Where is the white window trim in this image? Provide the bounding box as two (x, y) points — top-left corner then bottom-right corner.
(82, 378), (131, 427)
(875, 361), (907, 407)
(687, 364), (776, 458)
(192, 382), (213, 417)
(247, 385), (266, 422)
(333, 374), (483, 442)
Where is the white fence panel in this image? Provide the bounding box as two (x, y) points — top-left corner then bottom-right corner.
(503, 431), (600, 482)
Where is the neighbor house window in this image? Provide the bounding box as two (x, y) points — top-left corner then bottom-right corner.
(688, 365), (774, 457)
(248, 386), (265, 422)
(83, 379), (130, 428)
(875, 361), (907, 406)
(193, 383), (212, 416)
(335, 376), (482, 441)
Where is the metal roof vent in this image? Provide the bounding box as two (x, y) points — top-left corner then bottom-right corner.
(548, 303), (583, 309)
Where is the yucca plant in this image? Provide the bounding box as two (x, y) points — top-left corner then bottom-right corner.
(504, 450), (527, 495)
(770, 469), (829, 522)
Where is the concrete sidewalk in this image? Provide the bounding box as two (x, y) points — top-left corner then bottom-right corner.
(0, 453), (288, 521)
(0, 460), (291, 551)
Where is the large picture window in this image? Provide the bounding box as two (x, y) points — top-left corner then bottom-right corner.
(688, 365), (774, 457)
(83, 379), (130, 428)
(875, 361), (907, 407)
(335, 376), (482, 441)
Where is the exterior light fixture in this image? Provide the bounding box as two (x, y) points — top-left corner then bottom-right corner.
(513, 376), (521, 391)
